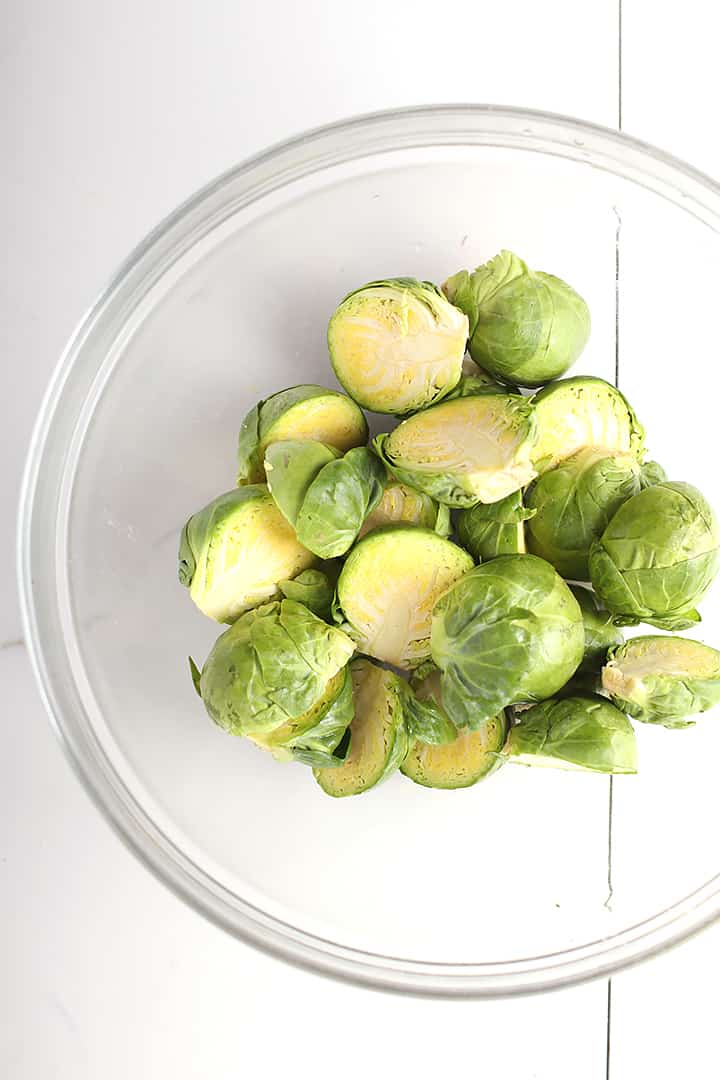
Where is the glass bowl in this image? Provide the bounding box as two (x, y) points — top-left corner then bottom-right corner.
(18, 105), (720, 997)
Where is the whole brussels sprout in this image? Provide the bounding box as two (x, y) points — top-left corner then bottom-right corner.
(178, 486), (315, 623)
(430, 554), (584, 728)
(327, 278), (468, 415)
(334, 525), (473, 670)
(237, 384), (368, 484)
(531, 377), (645, 475)
(570, 585), (624, 673)
(589, 481), (720, 630)
(602, 635), (720, 728)
(194, 599), (355, 738)
(506, 695), (637, 774)
(456, 490), (534, 561)
(443, 250), (590, 387)
(373, 393), (538, 508)
(526, 448), (642, 580)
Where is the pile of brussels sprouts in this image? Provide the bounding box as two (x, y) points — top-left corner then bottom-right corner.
(179, 250), (720, 796)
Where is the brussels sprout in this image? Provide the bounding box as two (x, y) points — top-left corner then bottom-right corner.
(602, 635), (720, 728)
(237, 385), (368, 484)
(570, 585), (624, 672)
(277, 567), (337, 620)
(313, 659), (409, 797)
(526, 448), (642, 580)
(639, 460), (667, 490)
(334, 526), (473, 669)
(358, 480), (451, 539)
(373, 394), (537, 508)
(264, 440), (341, 525)
(327, 278), (468, 415)
(443, 250), (590, 387)
(195, 599), (355, 737)
(589, 482), (720, 630)
(506, 695), (637, 773)
(178, 486), (315, 622)
(401, 668), (507, 788)
(456, 490), (534, 561)
(531, 377), (645, 475)
(431, 554), (584, 728)
(250, 665), (354, 766)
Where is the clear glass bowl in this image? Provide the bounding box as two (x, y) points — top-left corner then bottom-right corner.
(18, 106), (720, 997)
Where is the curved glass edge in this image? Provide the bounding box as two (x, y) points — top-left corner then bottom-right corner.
(17, 104), (720, 998)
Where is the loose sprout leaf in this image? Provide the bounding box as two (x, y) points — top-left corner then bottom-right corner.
(443, 250), (591, 387)
(431, 554), (584, 729)
(296, 447), (386, 558)
(188, 656), (202, 697)
(264, 440), (341, 526)
(328, 279), (468, 415)
(398, 681), (457, 745)
(373, 393), (538, 508)
(507, 695), (638, 774)
(602, 635), (720, 728)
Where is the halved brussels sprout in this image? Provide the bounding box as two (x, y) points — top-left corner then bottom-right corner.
(456, 490), (534, 561)
(401, 668), (507, 788)
(195, 599), (355, 737)
(589, 481), (720, 630)
(570, 585), (624, 673)
(327, 278), (468, 415)
(178, 486), (315, 622)
(526, 448), (642, 580)
(358, 480), (451, 539)
(506, 695), (637, 773)
(602, 636), (720, 728)
(334, 526), (473, 669)
(373, 394), (537, 508)
(443, 250), (590, 387)
(431, 554), (584, 728)
(313, 658), (409, 797)
(237, 385), (368, 484)
(531, 377), (645, 475)
(250, 665), (354, 766)
(277, 567), (338, 620)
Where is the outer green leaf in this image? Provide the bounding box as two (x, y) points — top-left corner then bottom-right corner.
(602, 635), (720, 728)
(277, 568), (337, 620)
(431, 554), (584, 729)
(526, 448), (642, 580)
(188, 656), (202, 697)
(398, 678), (457, 745)
(252, 664), (354, 765)
(639, 460), (667, 490)
(589, 482), (720, 629)
(456, 490), (535, 561)
(295, 447), (386, 558)
(443, 250), (590, 387)
(507, 695), (637, 773)
(264, 440), (341, 526)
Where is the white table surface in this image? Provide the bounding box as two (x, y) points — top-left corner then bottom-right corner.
(4, 2), (719, 1076)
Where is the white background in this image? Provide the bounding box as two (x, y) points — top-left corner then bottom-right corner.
(4, 1), (720, 1076)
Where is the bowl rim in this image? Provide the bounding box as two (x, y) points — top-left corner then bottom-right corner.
(17, 103), (720, 998)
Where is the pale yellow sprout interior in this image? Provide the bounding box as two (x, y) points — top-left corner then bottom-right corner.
(534, 387), (637, 471)
(603, 637), (720, 699)
(388, 398), (536, 502)
(357, 482), (433, 538)
(265, 396), (367, 457)
(339, 529), (472, 668)
(329, 286), (467, 412)
(191, 495), (315, 621)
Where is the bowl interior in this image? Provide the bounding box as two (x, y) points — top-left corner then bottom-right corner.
(25, 111), (720, 991)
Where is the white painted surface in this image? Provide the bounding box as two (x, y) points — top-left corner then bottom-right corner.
(3, 1), (719, 1076)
